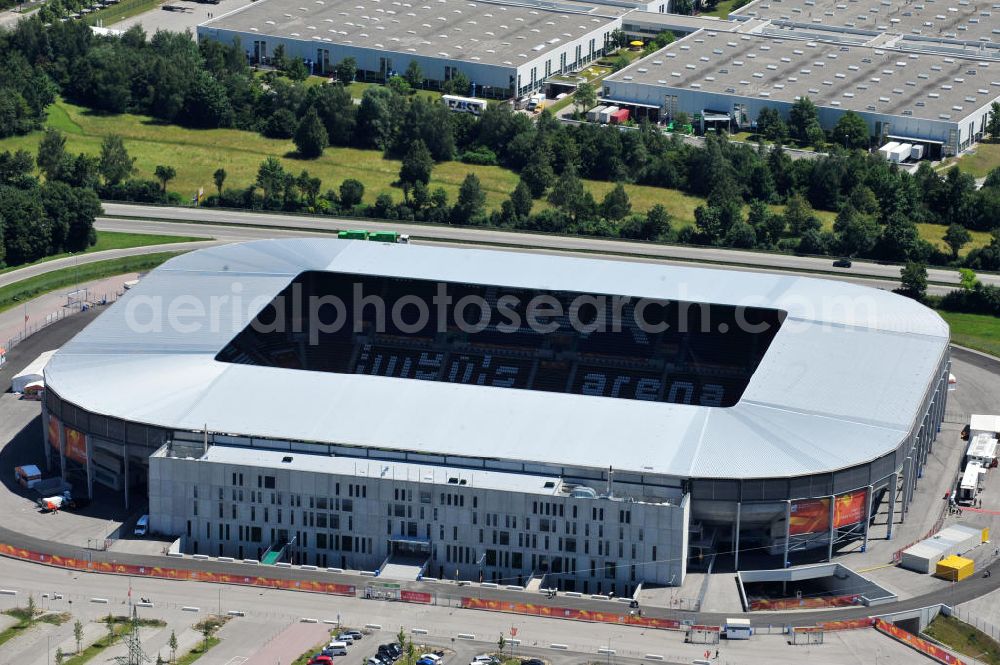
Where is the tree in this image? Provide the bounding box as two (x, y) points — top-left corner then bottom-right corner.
(25, 595), (36, 625)
(74, 619), (84, 654)
(297, 170), (322, 208)
(339, 178), (365, 208)
(986, 102), (1000, 142)
(645, 203), (671, 240)
(788, 97), (819, 145)
(264, 108), (298, 139)
(201, 621), (214, 653)
(335, 57), (357, 84)
(98, 134), (135, 186)
(784, 193), (820, 236)
(960, 267), (979, 291)
(213, 168), (227, 198)
(944, 223), (972, 260)
(899, 262), (928, 301)
(832, 111), (870, 150)
(168, 630), (178, 663)
(600, 183), (631, 221)
(510, 180), (533, 220)
(755, 107), (787, 143)
(154, 165), (176, 193)
(724, 220), (757, 248)
(294, 107), (329, 158)
(452, 173), (486, 224)
(387, 76), (412, 97)
(548, 168), (592, 223)
(404, 60), (423, 89)
(497, 634), (506, 660)
(106, 612), (116, 645)
(520, 159), (555, 198)
(55, 647), (64, 665)
(397, 627), (407, 650)
(399, 139), (433, 187)
(609, 28), (628, 49)
(37, 128), (67, 182)
(256, 156), (287, 204)
(156, 654), (165, 665)
(442, 71), (470, 96)
(574, 82), (597, 117)
(834, 205), (878, 257)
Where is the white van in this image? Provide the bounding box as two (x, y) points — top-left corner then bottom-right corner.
(134, 515), (149, 537)
(327, 642), (348, 656)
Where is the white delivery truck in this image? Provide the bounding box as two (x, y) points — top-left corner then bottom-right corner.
(442, 95), (488, 115)
(723, 618), (753, 640)
(587, 105), (607, 122)
(877, 141), (900, 159)
(599, 106), (619, 124)
(910, 144), (925, 160)
(958, 461), (985, 504)
(890, 143), (912, 163)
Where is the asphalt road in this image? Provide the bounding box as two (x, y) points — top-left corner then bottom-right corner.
(100, 201), (997, 289)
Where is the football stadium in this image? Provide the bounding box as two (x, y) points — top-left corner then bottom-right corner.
(41, 239), (950, 593)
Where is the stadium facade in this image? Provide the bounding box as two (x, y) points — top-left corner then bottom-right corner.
(43, 240), (949, 593)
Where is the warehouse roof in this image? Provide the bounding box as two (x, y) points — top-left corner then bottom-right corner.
(201, 0), (626, 68)
(605, 30), (1000, 121)
(46, 239), (949, 480)
(733, 0), (1000, 44)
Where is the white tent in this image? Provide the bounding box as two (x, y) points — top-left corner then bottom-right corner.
(970, 414), (1000, 437)
(12, 350), (57, 393)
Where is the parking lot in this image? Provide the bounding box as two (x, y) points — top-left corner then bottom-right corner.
(110, 0), (253, 34)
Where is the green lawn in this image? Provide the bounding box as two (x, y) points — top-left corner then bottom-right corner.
(0, 230), (206, 276)
(0, 251), (182, 314)
(700, 0), (742, 18)
(175, 637), (221, 665)
(924, 614), (1000, 665)
(344, 81), (442, 102)
(939, 311), (1000, 358)
(88, 0), (163, 26)
(954, 143), (1000, 178)
(918, 224), (992, 257)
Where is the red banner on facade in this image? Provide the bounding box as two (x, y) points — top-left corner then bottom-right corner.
(834, 489), (868, 528)
(460, 597), (682, 631)
(789, 498), (830, 536)
(749, 594), (861, 611)
(65, 427), (87, 465)
(0, 542), (356, 597)
(47, 415), (60, 451)
(400, 590), (433, 604)
(875, 619), (967, 665)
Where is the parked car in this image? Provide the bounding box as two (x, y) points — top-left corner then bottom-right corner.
(377, 646), (398, 661)
(417, 659), (435, 665)
(309, 656), (334, 665)
(345, 630), (364, 640)
(832, 258), (852, 268)
(522, 659), (545, 665)
(420, 655), (442, 663)
(336, 634), (355, 645)
(368, 658), (389, 665)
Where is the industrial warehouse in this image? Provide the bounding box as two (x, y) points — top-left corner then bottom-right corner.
(40, 239), (950, 593)
(197, 0), (629, 98)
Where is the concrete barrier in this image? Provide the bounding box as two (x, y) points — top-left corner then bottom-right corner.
(549, 644), (568, 650)
(301, 618), (319, 623)
(457, 633), (476, 640)
(564, 592), (582, 598)
(274, 562), (292, 568)
(644, 655), (664, 661)
(136, 602), (154, 608)
(509, 639), (521, 647)
(0, 590), (17, 596)
(242, 559), (259, 565)
(598, 648), (616, 655)
(364, 623), (383, 630)
(505, 585), (524, 591)
(192, 554), (210, 560)
(166, 552), (184, 558)
(326, 567), (345, 574)
(590, 594), (609, 600)
(301, 565), (318, 571)
(323, 619), (339, 625)
(182, 606), (200, 612)
(90, 598), (109, 604)
(360, 571), (377, 577)
(412, 628), (429, 635)
(480, 583), (498, 589)
(228, 610), (246, 617)
(615, 597), (633, 603)
(218, 557), (235, 563)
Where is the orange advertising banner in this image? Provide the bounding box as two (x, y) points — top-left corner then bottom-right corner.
(65, 427), (87, 465)
(47, 415), (60, 451)
(834, 489), (868, 528)
(749, 594), (861, 611)
(460, 597), (682, 631)
(817, 618), (876, 632)
(875, 619), (966, 665)
(789, 498), (830, 536)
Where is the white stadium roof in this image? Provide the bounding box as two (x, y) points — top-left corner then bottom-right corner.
(45, 239), (949, 480)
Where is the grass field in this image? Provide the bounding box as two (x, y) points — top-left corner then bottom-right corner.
(0, 251), (181, 314)
(955, 143), (1000, 179)
(175, 636), (221, 665)
(700, 0), (742, 18)
(85, 0), (162, 26)
(924, 614), (1000, 665)
(939, 310), (1000, 359)
(0, 230), (205, 276)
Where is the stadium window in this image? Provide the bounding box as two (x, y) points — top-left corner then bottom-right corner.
(257, 476), (262, 489)
(239, 473), (244, 486)
(193, 501), (198, 516)
(387, 520), (392, 535)
(218, 487), (223, 500)
(362, 486), (367, 498)
(559, 505), (564, 517)
(317, 497), (327, 510)
(349, 485), (353, 498)
(512, 552), (522, 568)
(473, 496), (478, 508)
(264, 476), (275, 489)
(533, 501), (538, 514)
(440, 525), (445, 540)
(348, 516), (352, 530)
(440, 493), (445, 505)
(526, 517), (531, 530)
(317, 533), (327, 549)
(218, 503), (223, 519)
(231, 505), (236, 520)
(250, 506), (255, 521)
(605, 562), (615, 579)
(453, 526), (458, 540)
(472, 512), (477, 525)
(264, 508), (269, 522)
(342, 499), (353, 512)
(218, 523), (223, 539)
(232, 473), (236, 486)
(336, 483), (340, 496)
(193, 485), (198, 499)
(572, 505), (577, 519)
(447, 495), (452, 506)
(187, 520), (191, 537)
(206, 523), (210, 538)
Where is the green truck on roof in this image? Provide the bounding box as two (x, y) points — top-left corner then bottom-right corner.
(338, 230), (410, 243)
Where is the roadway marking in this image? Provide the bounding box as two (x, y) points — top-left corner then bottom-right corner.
(856, 563), (898, 573)
(223, 658), (249, 665)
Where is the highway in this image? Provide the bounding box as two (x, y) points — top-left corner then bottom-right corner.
(92, 203), (981, 295)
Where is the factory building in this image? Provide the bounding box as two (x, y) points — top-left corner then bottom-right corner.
(602, 29), (1000, 156)
(198, 0), (627, 98)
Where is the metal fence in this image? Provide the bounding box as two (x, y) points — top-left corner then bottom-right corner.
(949, 606), (1000, 643)
(3, 290), (122, 358)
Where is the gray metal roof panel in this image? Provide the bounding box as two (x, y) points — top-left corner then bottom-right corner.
(46, 239), (949, 479)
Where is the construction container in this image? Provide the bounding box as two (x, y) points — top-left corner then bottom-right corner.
(610, 108), (630, 124)
(910, 144), (925, 160)
(599, 106), (619, 124)
(889, 143), (912, 163)
(935, 555), (974, 582)
(877, 141), (900, 159)
(901, 524), (985, 573)
(587, 105), (607, 122)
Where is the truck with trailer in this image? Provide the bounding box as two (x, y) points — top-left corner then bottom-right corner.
(958, 461), (985, 504)
(877, 141), (900, 159)
(442, 95), (488, 116)
(587, 105), (607, 122)
(889, 143), (912, 163)
(599, 106), (619, 124)
(609, 108), (630, 125)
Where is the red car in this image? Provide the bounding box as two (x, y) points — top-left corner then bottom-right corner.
(309, 656), (334, 665)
